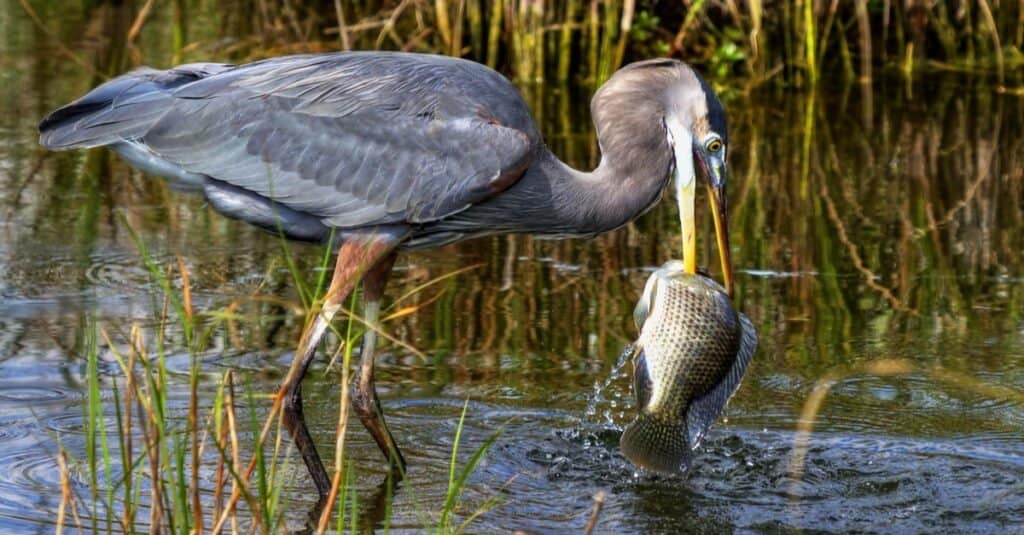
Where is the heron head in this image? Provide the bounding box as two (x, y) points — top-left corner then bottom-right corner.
(661, 64), (733, 298)
(593, 60), (733, 296)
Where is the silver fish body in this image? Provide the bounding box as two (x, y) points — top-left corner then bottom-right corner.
(620, 260), (758, 474)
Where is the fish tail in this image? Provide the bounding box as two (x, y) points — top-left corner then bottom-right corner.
(619, 413), (692, 474)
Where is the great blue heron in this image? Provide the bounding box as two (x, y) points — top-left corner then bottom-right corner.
(39, 51), (732, 504)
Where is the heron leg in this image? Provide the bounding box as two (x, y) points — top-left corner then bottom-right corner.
(280, 238), (397, 504)
(350, 252), (408, 472)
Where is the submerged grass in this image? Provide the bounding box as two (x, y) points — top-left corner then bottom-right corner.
(54, 221), (508, 533)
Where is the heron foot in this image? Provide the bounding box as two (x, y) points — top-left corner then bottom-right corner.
(282, 380), (333, 500)
(351, 371), (408, 472)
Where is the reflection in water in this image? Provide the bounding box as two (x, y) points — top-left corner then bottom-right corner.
(1, 2), (1023, 532)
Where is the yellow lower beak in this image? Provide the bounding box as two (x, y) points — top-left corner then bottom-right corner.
(707, 182), (734, 298)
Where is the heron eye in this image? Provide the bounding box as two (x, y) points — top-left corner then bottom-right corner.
(706, 139), (723, 153)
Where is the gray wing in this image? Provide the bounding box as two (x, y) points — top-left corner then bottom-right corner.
(40, 52), (538, 229)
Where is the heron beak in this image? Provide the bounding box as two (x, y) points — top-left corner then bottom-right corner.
(704, 159), (734, 298)
(667, 123), (698, 275)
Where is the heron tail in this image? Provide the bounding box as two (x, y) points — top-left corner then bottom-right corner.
(38, 63), (230, 150)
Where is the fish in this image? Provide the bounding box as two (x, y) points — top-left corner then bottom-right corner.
(620, 260), (758, 474)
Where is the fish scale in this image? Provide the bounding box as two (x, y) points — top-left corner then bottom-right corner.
(621, 260), (757, 474)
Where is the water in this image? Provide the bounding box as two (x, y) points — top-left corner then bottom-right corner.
(2, 2), (1024, 533)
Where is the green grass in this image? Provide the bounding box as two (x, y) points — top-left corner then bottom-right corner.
(438, 400), (505, 534)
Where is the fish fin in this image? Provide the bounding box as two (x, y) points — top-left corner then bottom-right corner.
(632, 345), (652, 409)
(633, 270), (660, 330)
(685, 311), (759, 449)
(620, 412), (692, 474)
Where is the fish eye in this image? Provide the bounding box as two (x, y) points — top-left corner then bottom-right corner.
(705, 138), (723, 153)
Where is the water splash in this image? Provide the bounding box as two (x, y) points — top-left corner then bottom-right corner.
(583, 342), (635, 424)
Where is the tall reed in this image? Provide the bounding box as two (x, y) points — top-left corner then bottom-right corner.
(25, 0), (1023, 86)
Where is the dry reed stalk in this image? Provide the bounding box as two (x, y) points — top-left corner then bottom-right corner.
(583, 490), (607, 534)
(533, 0), (545, 81)
(723, 0), (742, 27)
(976, 0), (1005, 83)
(486, 0), (503, 67)
(466, 0), (484, 59)
(334, 0), (351, 50)
(511, 0), (545, 81)
(785, 372), (837, 500)
(436, 0), (453, 53)
(226, 372), (241, 534)
(315, 341), (354, 533)
(126, 0), (154, 44)
(455, 0), (468, 56)
(596, 0), (620, 83)
(556, 0), (578, 81)
(748, 0), (764, 79)
(585, 0), (598, 81)
(816, 0), (839, 68)
(611, 0), (634, 73)
(211, 360), (301, 532)
(672, 0), (706, 55)
(281, 0), (309, 47)
(1018, 0), (1024, 48)
(836, 23), (856, 82)
(56, 451), (71, 535)
(788, 359), (1024, 500)
(855, 0), (872, 82)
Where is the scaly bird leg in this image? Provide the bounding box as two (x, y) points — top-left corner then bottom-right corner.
(280, 238), (397, 506)
(350, 251), (408, 472)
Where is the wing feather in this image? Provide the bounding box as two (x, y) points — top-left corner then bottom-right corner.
(41, 52), (538, 230)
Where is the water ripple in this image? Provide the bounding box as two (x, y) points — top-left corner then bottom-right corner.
(83, 251), (151, 290)
(326, 399), (1024, 533)
(0, 428), (64, 531)
(0, 386), (70, 404)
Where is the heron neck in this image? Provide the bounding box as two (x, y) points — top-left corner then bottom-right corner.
(532, 141), (673, 236)
(420, 139), (672, 242)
